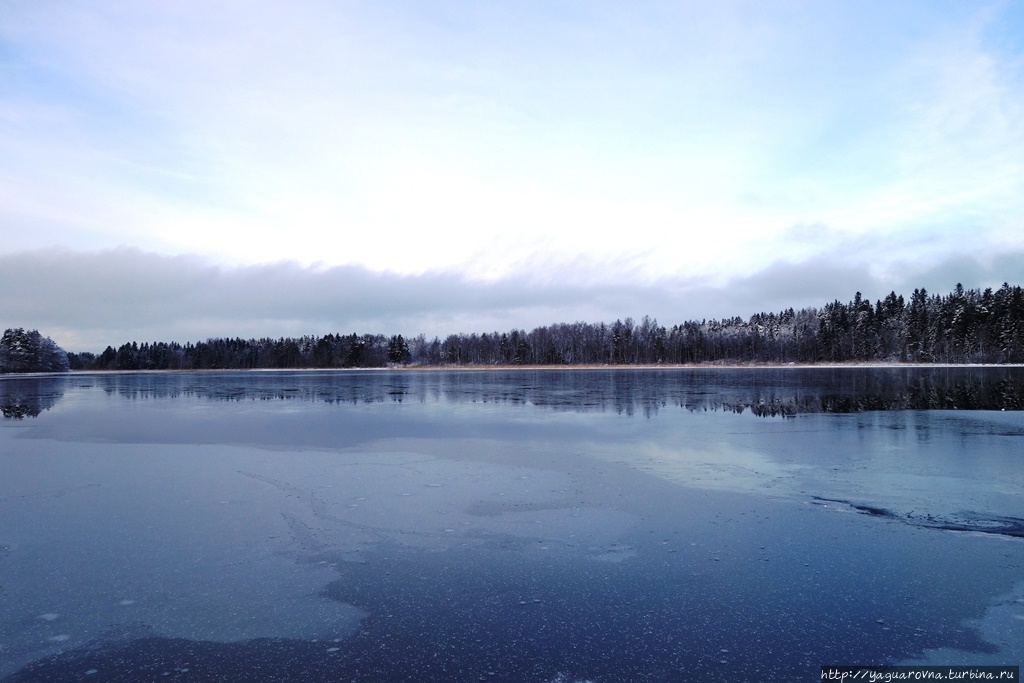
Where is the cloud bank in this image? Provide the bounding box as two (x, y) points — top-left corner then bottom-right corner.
(2, 3), (1023, 350)
(4, 248), (1022, 353)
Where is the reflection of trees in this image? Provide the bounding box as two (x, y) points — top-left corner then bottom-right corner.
(56, 367), (1024, 417)
(0, 375), (69, 419)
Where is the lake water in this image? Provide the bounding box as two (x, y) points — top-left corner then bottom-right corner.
(1, 368), (1022, 681)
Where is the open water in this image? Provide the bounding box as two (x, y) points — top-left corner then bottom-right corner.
(1, 368), (1022, 681)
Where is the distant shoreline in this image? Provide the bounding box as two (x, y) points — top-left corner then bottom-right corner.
(389, 361), (1024, 370)
(6, 362), (1024, 379)
(32, 361), (1024, 375)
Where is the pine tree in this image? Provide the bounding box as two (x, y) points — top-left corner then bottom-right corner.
(0, 328), (71, 373)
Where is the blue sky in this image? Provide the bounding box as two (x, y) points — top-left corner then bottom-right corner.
(2, 1), (1024, 350)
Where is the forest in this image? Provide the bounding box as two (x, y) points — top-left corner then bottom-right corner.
(0, 328), (71, 374)
(2, 282), (1023, 374)
(56, 282), (1024, 371)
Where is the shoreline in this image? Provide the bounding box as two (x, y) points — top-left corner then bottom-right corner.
(3, 361), (1021, 378)
(387, 361), (1024, 371)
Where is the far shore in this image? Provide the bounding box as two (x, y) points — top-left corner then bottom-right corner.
(30, 361), (1024, 376)
(389, 361), (1024, 371)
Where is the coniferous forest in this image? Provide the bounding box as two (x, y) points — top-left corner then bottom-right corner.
(0, 328), (71, 374)
(3, 282), (1023, 373)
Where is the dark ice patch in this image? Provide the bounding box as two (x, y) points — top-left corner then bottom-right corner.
(918, 512), (1024, 539)
(811, 497), (1024, 539)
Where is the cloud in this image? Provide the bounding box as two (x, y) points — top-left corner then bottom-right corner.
(0, 248), (657, 350)
(3, 1), (1023, 283)
(2, 247), (1021, 353)
(2, 3), (1024, 350)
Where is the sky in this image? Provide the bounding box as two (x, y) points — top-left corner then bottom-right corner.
(2, 1), (1024, 351)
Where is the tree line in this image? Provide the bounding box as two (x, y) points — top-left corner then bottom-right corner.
(0, 328), (70, 373)
(38, 282), (1020, 372)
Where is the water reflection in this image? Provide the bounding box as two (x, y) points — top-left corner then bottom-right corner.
(0, 375), (68, 419)
(3, 367), (1022, 419)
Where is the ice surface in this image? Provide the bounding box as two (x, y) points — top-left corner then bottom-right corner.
(580, 409), (1024, 538)
(0, 437), (365, 678)
(2, 369), (1023, 680)
(901, 581), (1024, 665)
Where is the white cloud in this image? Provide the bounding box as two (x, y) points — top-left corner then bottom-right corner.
(1, 0), (1023, 327)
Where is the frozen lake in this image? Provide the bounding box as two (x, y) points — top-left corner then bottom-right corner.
(1, 368), (1023, 681)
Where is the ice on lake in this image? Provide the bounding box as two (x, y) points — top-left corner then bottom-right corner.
(1, 368), (1022, 681)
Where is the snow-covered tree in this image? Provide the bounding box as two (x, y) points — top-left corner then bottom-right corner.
(387, 334), (411, 364)
(0, 328), (71, 373)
